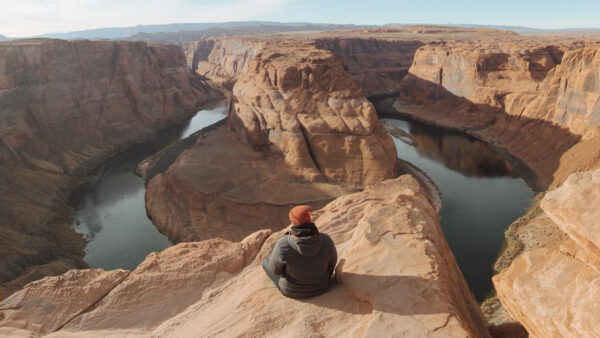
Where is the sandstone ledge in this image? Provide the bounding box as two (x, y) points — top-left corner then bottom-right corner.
(494, 167), (600, 337)
(0, 176), (489, 337)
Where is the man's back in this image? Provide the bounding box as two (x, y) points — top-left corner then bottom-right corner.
(268, 230), (337, 298)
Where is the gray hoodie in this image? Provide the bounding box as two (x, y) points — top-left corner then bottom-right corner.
(268, 230), (337, 298)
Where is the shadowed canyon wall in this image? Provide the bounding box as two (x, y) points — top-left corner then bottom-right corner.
(181, 38), (264, 88)
(313, 38), (424, 96)
(0, 39), (220, 297)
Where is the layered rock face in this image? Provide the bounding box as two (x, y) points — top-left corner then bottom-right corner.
(494, 168), (600, 337)
(403, 43), (600, 137)
(181, 38), (264, 88)
(0, 176), (490, 337)
(0, 39), (219, 297)
(314, 38), (424, 96)
(229, 43), (398, 186)
(397, 42), (600, 188)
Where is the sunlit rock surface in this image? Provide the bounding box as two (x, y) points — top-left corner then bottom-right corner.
(542, 169), (600, 259)
(494, 167), (600, 337)
(229, 42), (398, 186)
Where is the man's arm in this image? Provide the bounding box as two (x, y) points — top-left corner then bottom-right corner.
(268, 240), (285, 276)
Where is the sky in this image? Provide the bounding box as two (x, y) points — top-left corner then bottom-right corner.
(1, 0), (599, 37)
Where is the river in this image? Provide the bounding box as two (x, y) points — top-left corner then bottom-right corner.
(70, 105), (228, 271)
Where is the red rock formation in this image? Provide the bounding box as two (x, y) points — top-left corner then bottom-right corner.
(0, 39), (220, 297)
(142, 42), (398, 244)
(0, 176), (490, 337)
(229, 43), (398, 186)
(403, 43), (600, 138)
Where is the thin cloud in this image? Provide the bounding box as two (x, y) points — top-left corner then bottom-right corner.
(0, 0), (289, 37)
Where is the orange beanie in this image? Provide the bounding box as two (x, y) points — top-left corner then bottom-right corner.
(289, 205), (312, 225)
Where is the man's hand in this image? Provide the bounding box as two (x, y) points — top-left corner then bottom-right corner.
(330, 258), (345, 285)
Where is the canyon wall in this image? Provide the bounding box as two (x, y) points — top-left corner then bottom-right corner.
(404, 42), (600, 138)
(0, 39), (220, 297)
(181, 38), (264, 88)
(0, 176), (490, 337)
(314, 38), (424, 96)
(397, 41), (600, 188)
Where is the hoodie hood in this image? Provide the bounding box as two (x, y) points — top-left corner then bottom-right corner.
(289, 222), (319, 237)
(287, 233), (322, 257)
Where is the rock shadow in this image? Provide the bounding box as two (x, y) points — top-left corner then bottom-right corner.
(300, 272), (455, 316)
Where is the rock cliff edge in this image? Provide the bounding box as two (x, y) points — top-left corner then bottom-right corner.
(0, 176), (490, 337)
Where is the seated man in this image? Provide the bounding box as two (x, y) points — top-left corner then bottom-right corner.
(262, 205), (337, 298)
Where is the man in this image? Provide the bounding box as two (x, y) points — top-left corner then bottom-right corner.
(262, 205), (337, 298)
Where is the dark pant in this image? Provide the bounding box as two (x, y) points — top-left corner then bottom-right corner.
(262, 259), (280, 289)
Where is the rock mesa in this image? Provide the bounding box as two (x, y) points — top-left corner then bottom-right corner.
(229, 43), (398, 186)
